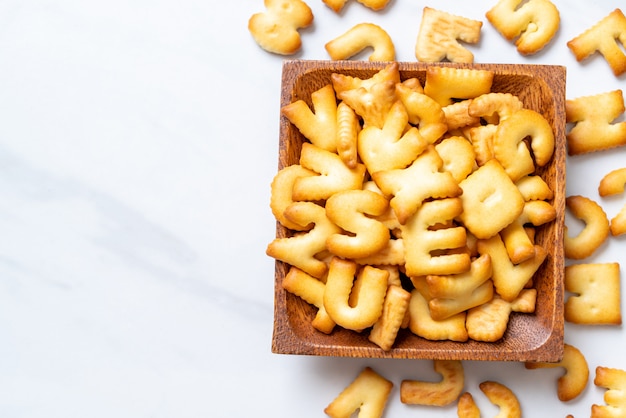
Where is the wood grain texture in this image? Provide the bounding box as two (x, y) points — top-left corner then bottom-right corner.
(271, 60), (565, 362)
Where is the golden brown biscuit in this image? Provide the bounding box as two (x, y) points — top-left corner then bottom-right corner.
(599, 167), (626, 197)
(567, 8), (626, 76)
(322, 0), (391, 13)
(486, 0), (560, 55)
(270, 164), (316, 231)
(266, 202), (341, 278)
(282, 266), (336, 334)
(325, 189), (390, 259)
(357, 100), (428, 174)
(293, 142), (366, 201)
(281, 84), (338, 152)
(395, 83), (448, 144)
(593, 366), (626, 418)
(248, 0), (313, 55)
(415, 7), (482, 63)
(424, 66), (494, 107)
(426, 254), (494, 320)
(368, 284), (411, 351)
(525, 344), (589, 402)
(565, 263), (622, 325)
(323, 257), (389, 331)
(372, 146), (462, 225)
(336, 101), (360, 169)
(401, 360), (465, 406)
(325, 22), (395, 61)
(492, 108), (555, 182)
(457, 159), (525, 240)
(564, 195), (610, 260)
(477, 233), (546, 302)
(402, 197), (471, 278)
(324, 367), (393, 418)
(407, 287), (469, 342)
(466, 290), (536, 342)
(566, 90), (626, 155)
(478, 381), (522, 418)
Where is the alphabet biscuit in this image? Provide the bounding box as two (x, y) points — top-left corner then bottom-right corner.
(248, 0), (313, 55)
(325, 23), (395, 62)
(567, 8), (626, 76)
(486, 0), (560, 55)
(324, 367), (393, 418)
(415, 7), (482, 63)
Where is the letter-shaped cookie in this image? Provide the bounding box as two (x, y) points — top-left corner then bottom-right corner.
(322, 0), (391, 13)
(270, 164), (316, 231)
(486, 0), (560, 55)
(593, 366), (626, 418)
(426, 254), (494, 320)
(324, 367), (393, 418)
(368, 285), (411, 351)
(466, 290), (536, 342)
(402, 198), (471, 278)
(266, 202), (342, 278)
(282, 266), (336, 334)
(415, 7), (482, 63)
(457, 159), (525, 240)
(525, 344), (589, 402)
(567, 9), (626, 76)
(424, 66), (494, 107)
(493, 109), (555, 182)
(564, 263), (622, 325)
(564, 195), (610, 260)
(408, 281), (469, 342)
(293, 142), (366, 201)
(248, 0), (313, 55)
(477, 233), (546, 302)
(396, 83), (448, 144)
(323, 258), (388, 331)
(357, 100), (428, 174)
(566, 90), (626, 155)
(325, 23), (395, 61)
(401, 360), (465, 406)
(325, 189), (390, 259)
(372, 146), (462, 225)
(281, 84), (338, 152)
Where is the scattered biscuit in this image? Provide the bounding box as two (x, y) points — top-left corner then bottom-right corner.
(564, 263), (622, 325)
(567, 8), (626, 76)
(324, 367), (393, 418)
(564, 195), (610, 260)
(525, 343), (590, 402)
(400, 359), (465, 406)
(599, 167), (626, 197)
(415, 7), (482, 63)
(566, 90), (626, 155)
(478, 381), (522, 418)
(486, 0), (560, 55)
(248, 0), (313, 55)
(593, 366), (626, 418)
(325, 22), (395, 61)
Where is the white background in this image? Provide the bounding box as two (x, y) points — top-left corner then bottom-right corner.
(0, 0), (624, 416)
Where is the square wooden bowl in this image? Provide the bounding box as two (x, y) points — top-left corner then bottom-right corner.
(271, 60), (566, 362)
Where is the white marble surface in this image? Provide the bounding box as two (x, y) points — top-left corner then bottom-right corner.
(0, 0), (625, 416)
